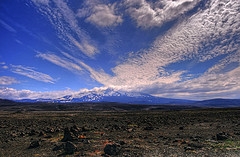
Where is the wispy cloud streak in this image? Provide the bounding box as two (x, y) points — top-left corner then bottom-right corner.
(36, 52), (83, 74)
(10, 65), (55, 83)
(0, 19), (17, 33)
(31, 0), (98, 58)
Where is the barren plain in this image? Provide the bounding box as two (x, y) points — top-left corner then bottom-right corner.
(0, 103), (240, 156)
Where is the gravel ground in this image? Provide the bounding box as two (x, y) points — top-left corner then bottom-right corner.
(0, 108), (240, 156)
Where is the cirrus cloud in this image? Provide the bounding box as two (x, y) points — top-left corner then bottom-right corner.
(3, 0), (239, 101)
(75, 0), (240, 100)
(31, 0), (99, 58)
(10, 65), (56, 84)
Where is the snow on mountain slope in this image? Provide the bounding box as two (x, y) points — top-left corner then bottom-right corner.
(15, 88), (194, 104)
(13, 88), (240, 107)
(55, 88), (192, 104)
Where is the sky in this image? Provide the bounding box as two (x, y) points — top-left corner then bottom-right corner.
(0, 0), (240, 100)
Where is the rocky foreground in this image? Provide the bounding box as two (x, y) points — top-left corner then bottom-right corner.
(0, 108), (240, 156)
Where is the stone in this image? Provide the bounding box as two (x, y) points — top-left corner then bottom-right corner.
(144, 126), (154, 131)
(184, 146), (194, 151)
(104, 143), (121, 156)
(64, 141), (77, 154)
(28, 129), (36, 136)
(52, 143), (64, 151)
(179, 126), (184, 130)
(28, 140), (40, 149)
(82, 126), (91, 132)
(38, 131), (45, 137)
(216, 132), (229, 141)
(61, 127), (76, 142)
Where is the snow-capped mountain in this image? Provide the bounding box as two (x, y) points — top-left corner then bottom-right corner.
(53, 88), (193, 104)
(12, 88), (240, 107)
(15, 88), (194, 104)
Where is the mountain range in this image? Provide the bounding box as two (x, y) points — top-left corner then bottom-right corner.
(13, 88), (240, 107)
(17, 88), (193, 104)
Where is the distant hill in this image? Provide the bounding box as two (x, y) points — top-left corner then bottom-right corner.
(0, 99), (16, 106)
(195, 98), (240, 107)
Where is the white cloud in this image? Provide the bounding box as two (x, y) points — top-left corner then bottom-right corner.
(76, 0), (240, 100)
(115, 65), (240, 100)
(67, 35), (98, 58)
(207, 50), (240, 74)
(0, 62), (8, 69)
(31, 0), (98, 58)
(29, 0), (240, 100)
(0, 88), (33, 100)
(123, 0), (240, 75)
(79, 3), (123, 27)
(36, 52), (83, 74)
(10, 65), (55, 84)
(0, 76), (19, 85)
(124, 0), (201, 28)
(0, 86), (119, 100)
(172, 66), (240, 100)
(0, 87), (78, 100)
(31, 0), (49, 5)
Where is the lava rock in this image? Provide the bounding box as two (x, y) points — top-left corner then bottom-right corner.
(144, 126), (154, 131)
(61, 127), (77, 142)
(45, 127), (55, 133)
(52, 143), (64, 151)
(188, 143), (203, 149)
(38, 131), (45, 137)
(216, 132), (229, 141)
(64, 141), (77, 154)
(104, 143), (121, 155)
(179, 126), (184, 130)
(184, 146), (194, 151)
(82, 126), (91, 132)
(28, 140), (40, 149)
(28, 129), (36, 136)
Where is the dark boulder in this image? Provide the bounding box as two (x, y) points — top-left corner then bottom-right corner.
(28, 129), (36, 136)
(52, 143), (64, 151)
(64, 141), (77, 154)
(28, 140), (40, 149)
(216, 132), (229, 141)
(144, 126), (154, 131)
(104, 143), (121, 156)
(179, 126), (184, 130)
(61, 127), (77, 142)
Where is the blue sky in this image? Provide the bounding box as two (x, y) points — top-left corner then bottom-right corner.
(0, 0), (240, 100)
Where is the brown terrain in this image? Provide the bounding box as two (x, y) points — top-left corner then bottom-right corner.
(0, 101), (240, 156)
